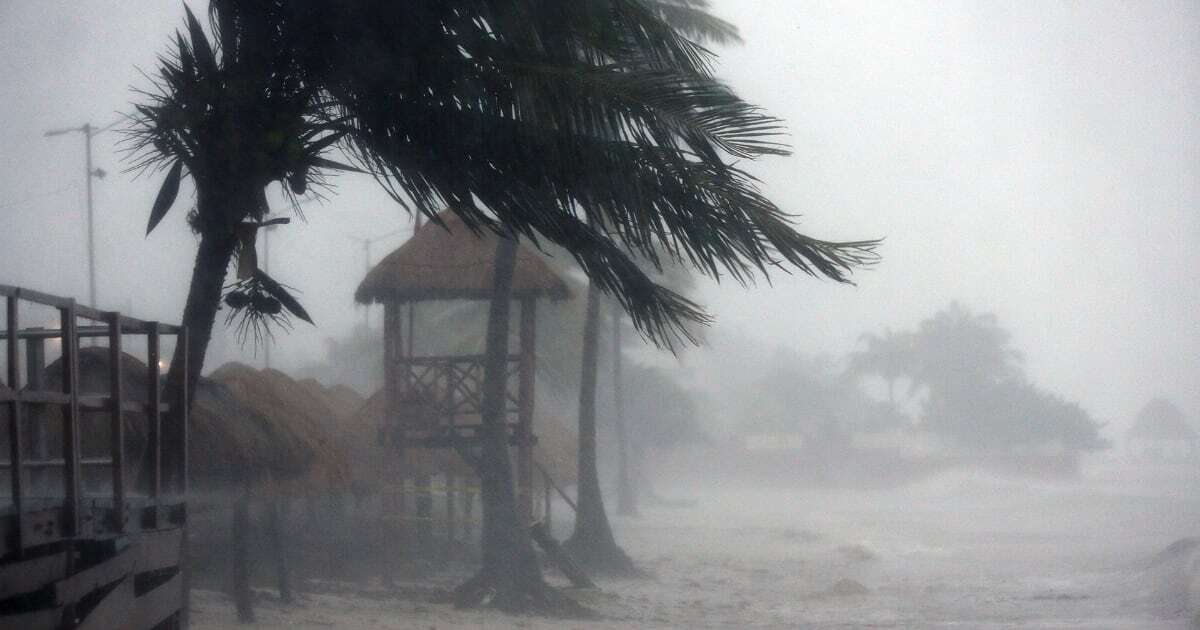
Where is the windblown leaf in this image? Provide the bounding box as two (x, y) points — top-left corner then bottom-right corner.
(253, 269), (313, 325)
(183, 5), (216, 77)
(309, 156), (363, 174)
(146, 160), (183, 236)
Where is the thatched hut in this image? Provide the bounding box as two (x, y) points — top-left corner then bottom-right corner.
(356, 210), (571, 525)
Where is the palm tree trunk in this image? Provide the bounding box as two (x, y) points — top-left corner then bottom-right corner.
(565, 284), (637, 575)
(611, 304), (637, 517)
(455, 235), (571, 612)
(143, 222), (238, 494)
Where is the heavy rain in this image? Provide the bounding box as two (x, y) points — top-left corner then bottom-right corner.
(0, 1), (1197, 629)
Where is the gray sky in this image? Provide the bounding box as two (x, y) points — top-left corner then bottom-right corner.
(0, 1), (1196, 432)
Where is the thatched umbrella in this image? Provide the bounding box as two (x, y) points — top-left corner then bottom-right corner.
(208, 363), (352, 493)
(37, 348), (348, 493)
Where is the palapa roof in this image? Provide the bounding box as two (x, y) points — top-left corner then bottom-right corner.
(355, 210), (569, 304)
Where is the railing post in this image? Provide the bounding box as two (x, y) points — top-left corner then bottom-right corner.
(178, 326), (188, 497)
(6, 294), (24, 555)
(25, 333), (46, 493)
(60, 301), (81, 538)
(107, 312), (125, 532)
(147, 322), (162, 512)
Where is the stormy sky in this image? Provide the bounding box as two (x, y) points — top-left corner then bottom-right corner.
(0, 1), (1196, 434)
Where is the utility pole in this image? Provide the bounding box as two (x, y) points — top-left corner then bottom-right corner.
(45, 122), (110, 309)
(347, 225), (409, 331)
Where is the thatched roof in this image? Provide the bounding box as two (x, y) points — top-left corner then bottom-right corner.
(355, 211), (569, 304)
(341, 390), (577, 493)
(32, 349), (351, 492)
(1129, 398), (1196, 441)
(209, 363), (352, 491)
(296, 378), (364, 420)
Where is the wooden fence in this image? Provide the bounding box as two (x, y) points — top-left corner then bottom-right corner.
(0, 285), (188, 630)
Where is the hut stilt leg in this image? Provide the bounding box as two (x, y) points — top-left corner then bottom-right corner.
(267, 494), (293, 603)
(444, 475), (457, 561)
(232, 489), (255, 622)
(416, 475), (433, 557)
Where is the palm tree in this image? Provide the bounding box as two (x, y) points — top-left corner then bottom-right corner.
(564, 0), (749, 573)
(847, 328), (914, 406)
(127, 0), (877, 612)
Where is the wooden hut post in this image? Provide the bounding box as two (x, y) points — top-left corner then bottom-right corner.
(231, 483), (255, 622)
(265, 488), (293, 603)
(381, 302), (403, 584)
(516, 298), (536, 524)
(444, 473), (457, 559)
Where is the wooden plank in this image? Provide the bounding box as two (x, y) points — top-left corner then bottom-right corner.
(13, 391), (71, 406)
(135, 528), (183, 573)
(0, 550), (67, 597)
(8, 286), (72, 309)
(76, 576), (133, 630)
(54, 547), (134, 606)
(133, 570), (182, 629)
(0, 605), (64, 629)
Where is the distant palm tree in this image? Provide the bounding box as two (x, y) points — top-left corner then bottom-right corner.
(127, 0), (877, 612)
(848, 328), (915, 406)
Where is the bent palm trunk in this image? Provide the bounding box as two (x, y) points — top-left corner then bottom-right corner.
(455, 236), (583, 614)
(141, 218), (238, 494)
(565, 283), (637, 575)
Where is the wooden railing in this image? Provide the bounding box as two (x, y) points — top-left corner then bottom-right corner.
(0, 285), (189, 630)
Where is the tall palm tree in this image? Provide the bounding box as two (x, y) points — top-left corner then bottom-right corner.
(127, 0), (877, 612)
(564, 0), (744, 573)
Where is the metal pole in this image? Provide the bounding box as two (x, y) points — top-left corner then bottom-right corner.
(84, 124), (96, 309)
